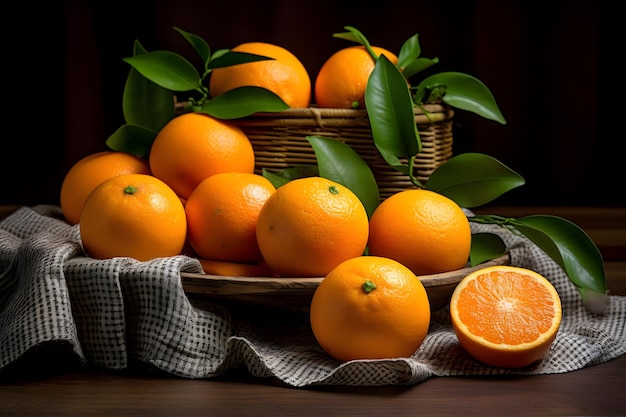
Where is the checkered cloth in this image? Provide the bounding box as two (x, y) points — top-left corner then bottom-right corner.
(1, 205), (624, 386)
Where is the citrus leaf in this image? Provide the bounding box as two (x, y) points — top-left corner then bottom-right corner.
(416, 72), (506, 124)
(208, 51), (274, 69)
(510, 215), (607, 296)
(396, 33), (421, 72)
(261, 170), (291, 189)
(261, 166), (319, 189)
(365, 55), (420, 174)
(425, 153), (525, 208)
(122, 41), (175, 131)
(470, 232), (507, 266)
(403, 57), (439, 80)
(173, 26), (211, 70)
(333, 26), (372, 49)
(105, 124), (157, 159)
(307, 135), (380, 217)
(123, 51), (202, 93)
(197, 86), (288, 119)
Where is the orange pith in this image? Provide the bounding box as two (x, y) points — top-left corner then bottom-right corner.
(310, 256), (430, 361)
(209, 42), (311, 108)
(450, 265), (562, 368)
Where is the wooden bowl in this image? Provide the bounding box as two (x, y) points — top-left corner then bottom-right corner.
(180, 254), (510, 313)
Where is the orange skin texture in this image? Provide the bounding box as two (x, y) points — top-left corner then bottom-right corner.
(310, 256), (431, 361)
(60, 151), (150, 225)
(185, 172), (276, 263)
(367, 189), (471, 275)
(79, 173), (187, 262)
(149, 113), (255, 200)
(209, 42), (311, 109)
(315, 45), (399, 109)
(256, 177), (369, 278)
(450, 265), (563, 368)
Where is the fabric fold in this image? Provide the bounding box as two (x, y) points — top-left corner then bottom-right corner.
(1, 205), (625, 386)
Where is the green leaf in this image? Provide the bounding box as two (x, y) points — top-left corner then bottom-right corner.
(105, 124), (157, 158)
(402, 57), (439, 80)
(470, 232), (507, 266)
(333, 26), (372, 49)
(123, 51), (202, 93)
(196, 86), (288, 119)
(173, 26), (211, 70)
(306, 135), (380, 217)
(425, 153), (525, 207)
(208, 51), (274, 69)
(365, 55), (420, 175)
(122, 41), (175, 132)
(416, 72), (506, 124)
(261, 166), (319, 189)
(396, 33), (421, 71)
(510, 215), (607, 296)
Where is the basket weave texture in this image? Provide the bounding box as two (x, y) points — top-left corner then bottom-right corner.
(232, 104), (454, 200)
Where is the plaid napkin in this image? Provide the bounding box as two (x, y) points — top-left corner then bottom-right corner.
(1, 205), (624, 386)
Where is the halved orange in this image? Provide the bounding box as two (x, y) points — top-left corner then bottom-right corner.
(450, 265), (562, 368)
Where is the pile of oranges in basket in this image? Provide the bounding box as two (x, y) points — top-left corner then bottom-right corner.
(59, 38), (562, 368)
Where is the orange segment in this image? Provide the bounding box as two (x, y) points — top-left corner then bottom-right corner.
(450, 265), (562, 368)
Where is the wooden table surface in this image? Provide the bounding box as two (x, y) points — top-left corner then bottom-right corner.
(1, 205), (625, 416)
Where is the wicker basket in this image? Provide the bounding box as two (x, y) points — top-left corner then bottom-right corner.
(232, 104), (454, 201)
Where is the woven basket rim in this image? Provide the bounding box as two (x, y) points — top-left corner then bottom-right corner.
(233, 104), (454, 128)
(248, 103), (449, 118)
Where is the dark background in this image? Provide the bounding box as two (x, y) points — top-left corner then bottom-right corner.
(4, 1), (621, 207)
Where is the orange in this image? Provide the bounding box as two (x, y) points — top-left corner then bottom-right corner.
(314, 45), (399, 109)
(79, 173), (187, 262)
(450, 265), (563, 368)
(149, 112), (255, 200)
(185, 172), (276, 263)
(198, 258), (277, 277)
(368, 189), (471, 275)
(310, 256), (431, 361)
(209, 42), (311, 108)
(60, 151), (151, 225)
(255, 176), (369, 277)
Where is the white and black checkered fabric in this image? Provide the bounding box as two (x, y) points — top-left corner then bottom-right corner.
(1, 205), (624, 386)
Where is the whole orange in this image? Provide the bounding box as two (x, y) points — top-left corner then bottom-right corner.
(368, 189), (471, 275)
(256, 177), (369, 277)
(149, 112), (255, 200)
(60, 151), (151, 225)
(185, 172), (276, 263)
(79, 173), (187, 261)
(450, 265), (562, 368)
(310, 256), (431, 361)
(209, 42), (311, 108)
(314, 45), (399, 109)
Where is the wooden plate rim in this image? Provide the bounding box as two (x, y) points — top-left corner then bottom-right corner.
(180, 253), (511, 297)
